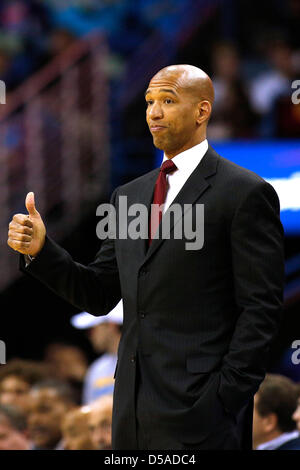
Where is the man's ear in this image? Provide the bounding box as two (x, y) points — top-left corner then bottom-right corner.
(262, 412), (278, 433)
(196, 100), (211, 125)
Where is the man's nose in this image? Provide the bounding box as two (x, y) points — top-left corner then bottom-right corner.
(293, 409), (300, 419)
(149, 102), (163, 119)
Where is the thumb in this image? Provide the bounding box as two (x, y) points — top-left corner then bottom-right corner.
(25, 192), (39, 216)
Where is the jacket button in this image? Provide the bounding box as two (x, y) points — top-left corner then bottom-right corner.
(140, 312), (145, 318)
(130, 355), (136, 363)
(140, 269), (147, 277)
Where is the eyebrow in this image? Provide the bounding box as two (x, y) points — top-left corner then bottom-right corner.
(145, 88), (178, 97)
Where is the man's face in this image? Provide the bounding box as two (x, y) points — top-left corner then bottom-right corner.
(45, 344), (88, 381)
(0, 376), (31, 414)
(292, 398), (300, 431)
(88, 323), (111, 353)
(0, 417), (29, 450)
(252, 394), (277, 449)
(27, 388), (70, 449)
(61, 409), (95, 450)
(145, 71), (200, 158)
(89, 404), (112, 450)
(252, 395), (266, 449)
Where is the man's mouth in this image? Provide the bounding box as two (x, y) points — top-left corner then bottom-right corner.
(30, 426), (48, 436)
(150, 126), (167, 132)
(98, 443), (111, 450)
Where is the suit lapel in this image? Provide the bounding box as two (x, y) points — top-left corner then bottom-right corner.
(141, 145), (219, 265)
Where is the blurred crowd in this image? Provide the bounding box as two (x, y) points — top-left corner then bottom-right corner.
(1, 297), (300, 451)
(0, 0), (299, 139)
(1, 346), (300, 449)
(0, 301), (122, 450)
(208, 37), (300, 139)
(0, 0), (189, 91)
(1, 302), (300, 450)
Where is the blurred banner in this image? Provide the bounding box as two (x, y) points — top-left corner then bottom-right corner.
(212, 140), (300, 235)
(155, 140), (300, 235)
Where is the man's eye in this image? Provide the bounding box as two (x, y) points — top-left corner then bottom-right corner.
(165, 99), (173, 104)
(146, 101), (153, 106)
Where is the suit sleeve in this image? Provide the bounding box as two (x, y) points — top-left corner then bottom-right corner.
(19, 189), (121, 316)
(217, 180), (285, 415)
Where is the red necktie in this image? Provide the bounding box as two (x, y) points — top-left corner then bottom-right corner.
(149, 159), (177, 245)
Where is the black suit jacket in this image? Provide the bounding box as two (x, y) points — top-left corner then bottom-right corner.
(21, 145), (285, 449)
(276, 436), (300, 450)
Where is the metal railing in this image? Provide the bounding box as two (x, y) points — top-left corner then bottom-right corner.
(0, 33), (109, 291)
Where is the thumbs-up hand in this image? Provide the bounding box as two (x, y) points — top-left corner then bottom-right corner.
(7, 192), (46, 256)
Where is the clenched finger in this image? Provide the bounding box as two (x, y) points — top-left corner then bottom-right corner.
(8, 231), (32, 242)
(12, 214), (33, 228)
(7, 238), (30, 253)
(9, 221), (33, 235)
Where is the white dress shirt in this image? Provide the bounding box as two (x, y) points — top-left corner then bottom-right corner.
(161, 139), (208, 214)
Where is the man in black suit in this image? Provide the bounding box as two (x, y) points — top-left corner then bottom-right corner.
(8, 64), (284, 450)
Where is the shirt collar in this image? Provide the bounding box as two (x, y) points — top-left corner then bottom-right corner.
(256, 430), (300, 450)
(162, 139), (208, 173)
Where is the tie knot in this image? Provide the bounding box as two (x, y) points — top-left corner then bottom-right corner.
(160, 159), (177, 174)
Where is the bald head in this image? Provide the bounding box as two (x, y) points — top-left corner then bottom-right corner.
(146, 64), (214, 158)
(150, 64), (214, 105)
(62, 406), (95, 450)
(89, 395), (113, 450)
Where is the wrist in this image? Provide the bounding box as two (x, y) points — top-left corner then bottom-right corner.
(30, 236), (46, 257)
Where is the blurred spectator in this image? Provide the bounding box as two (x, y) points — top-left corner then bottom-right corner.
(212, 42), (241, 110)
(0, 0), (51, 89)
(44, 342), (88, 383)
(0, 48), (12, 85)
(0, 0), (50, 38)
(253, 374), (300, 450)
(61, 405), (96, 450)
(71, 300), (123, 404)
(292, 385), (300, 432)
(286, 0), (300, 48)
(208, 42), (257, 140)
(0, 359), (48, 415)
(272, 90), (300, 138)
(44, 341), (88, 403)
(0, 404), (30, 450)
(89, 394), (113, 450)
(248, 37), (300, 137)
(249, 39), (297, 116)
(27, 378), (76, 450)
